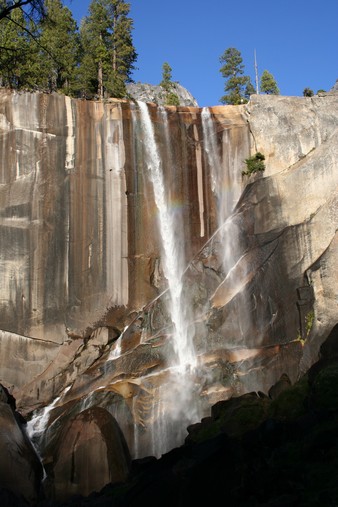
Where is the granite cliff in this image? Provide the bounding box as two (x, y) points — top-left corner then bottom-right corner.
(0, 90), (337, 503)
(126, 82), (198, 106)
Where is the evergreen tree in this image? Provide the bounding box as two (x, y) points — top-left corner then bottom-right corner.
(303, 87), (314, 97)
(110, 0), (137, 97)
(260, 70), (280, 95)
(0, 0), (45, 22)
(244, 81), (256, 101)
(219, 47), (251, 105)
(79, 0), (137, 99)
(160, 62), (173, 92)
(0, 5), (30, 88)
(160, 62), (180, 106)
(37, 0), (80, 94)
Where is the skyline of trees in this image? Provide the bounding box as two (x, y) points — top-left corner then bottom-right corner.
(0, 1), (326, 102)
(0, 0), (137, 99)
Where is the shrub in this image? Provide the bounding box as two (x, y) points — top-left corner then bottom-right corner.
(242, 152), (265, 176)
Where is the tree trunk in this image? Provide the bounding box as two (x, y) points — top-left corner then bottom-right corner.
(98, 60), (103, 99)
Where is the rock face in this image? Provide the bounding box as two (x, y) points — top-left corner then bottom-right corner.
(0, 384), (43, 504)
(47, 406), (131, 501)
(126, 82), (198, 106)
(0, 89), (337, 499)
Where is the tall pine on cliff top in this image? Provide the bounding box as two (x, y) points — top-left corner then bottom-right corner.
(160, 62), (180, 106)
(37, 0), (80, 94)
(260, 70), (280, 95)
(219, 47), (253, 105)
(79, 0), (137, 99)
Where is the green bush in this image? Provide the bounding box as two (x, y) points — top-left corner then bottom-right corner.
(242, 152), (265, 176)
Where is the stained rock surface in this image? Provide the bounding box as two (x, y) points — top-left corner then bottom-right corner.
(0, 90), (337, 500)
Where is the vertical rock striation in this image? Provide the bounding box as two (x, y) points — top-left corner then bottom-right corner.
(0, 90), (337, 498)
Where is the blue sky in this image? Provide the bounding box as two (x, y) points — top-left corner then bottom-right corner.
(64, 0), (338, 107)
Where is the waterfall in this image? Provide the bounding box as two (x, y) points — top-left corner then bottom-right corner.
(129, 101), (202, 457)
(201, 107), (242, 273)
(27, 385), (72, 452)
(201, 107), (253, 346)
(137, 101), (195, 368)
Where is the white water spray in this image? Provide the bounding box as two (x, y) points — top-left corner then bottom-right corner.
(126, 102), (204, 458)
(201, 107), (243, 272)
(137, 101), (195, 369)
(27, 385), (72, 450)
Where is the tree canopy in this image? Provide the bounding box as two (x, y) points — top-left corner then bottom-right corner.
(260, 70), (280, 95)
(0, 0), (137, 99)
(0, 0), (45, 21)
(160, 62), (180, 106)
(219, 47), (254, 105)
(79, 0), (137, 99)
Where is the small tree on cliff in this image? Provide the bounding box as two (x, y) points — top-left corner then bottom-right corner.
(79, 0), (137, 99)
(160, 62), (180, 106)
(303, 87), (314, 97)
(219, 47), (252, 105)
(260, 70), (280, 95)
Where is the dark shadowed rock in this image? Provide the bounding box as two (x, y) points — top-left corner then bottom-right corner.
(0, 385), (43, 505)
(50, 406), (131, 501)
(268, 373), (292, 400)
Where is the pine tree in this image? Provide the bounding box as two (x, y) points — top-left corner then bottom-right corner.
(37, 0), (80, 94)
(0, 0), (45, 22)
(160, 62), (180, 106)
(0, 5), (33, 88)
(0, 0), (80, 92)
(219, 48), (251, 105)
(79, 0), (137, 99)
(110, 0), (137, 97)
(244, 81), (256, 101)
(160, 62), (173, 92)
(260, 70), (280, 95)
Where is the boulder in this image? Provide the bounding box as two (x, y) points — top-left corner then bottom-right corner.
(0, 385), (43, 505)
(50, 406), (131, 501)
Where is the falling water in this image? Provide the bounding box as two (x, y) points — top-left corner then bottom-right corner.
(137, 101), (195, 368)
(201, 107), (243, 272)
(201, 107), (253, 348)
(130, 101), (202, 457)
(27, 385), (72, 451)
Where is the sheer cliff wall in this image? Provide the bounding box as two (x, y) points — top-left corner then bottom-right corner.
(0, 90), (249, 389)
(0, 91), (337, 430)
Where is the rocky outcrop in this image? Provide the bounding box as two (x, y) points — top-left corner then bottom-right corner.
(126, 82), (198, 106)
(12, 337), (338, 507)
(0, 89), (337, 500)
(46, 406), (131, 501)
(0, 384), (43, 505)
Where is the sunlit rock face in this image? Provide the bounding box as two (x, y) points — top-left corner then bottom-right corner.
(0, 90), (337, 486)
(126, 82), (199, 106)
